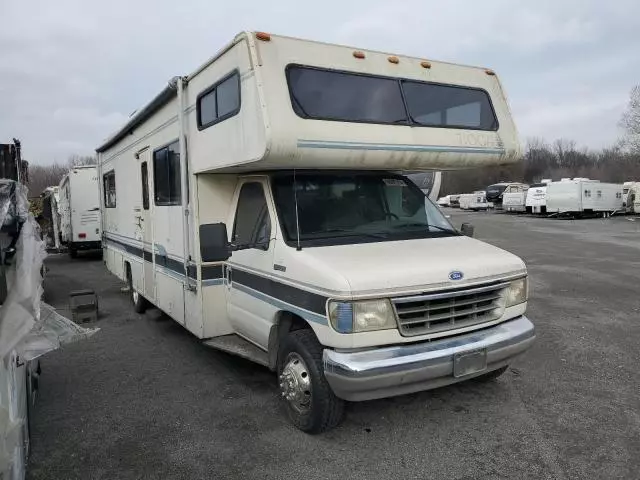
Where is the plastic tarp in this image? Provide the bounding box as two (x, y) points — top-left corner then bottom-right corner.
(0, 179), (98, 479)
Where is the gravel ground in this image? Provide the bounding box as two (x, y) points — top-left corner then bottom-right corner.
(27, 212), (640, 480)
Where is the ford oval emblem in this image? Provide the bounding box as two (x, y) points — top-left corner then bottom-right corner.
(449, 271), (464, 281)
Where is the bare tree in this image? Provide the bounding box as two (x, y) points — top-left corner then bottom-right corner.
(67, 154), (97, 167)
(620, 85), (640, 153)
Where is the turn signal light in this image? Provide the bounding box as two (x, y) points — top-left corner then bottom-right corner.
(353, 51), (365, 59)
(485, 69), (496, 76)
(420, 61), (432, 69)
(388, 56), (399, 64)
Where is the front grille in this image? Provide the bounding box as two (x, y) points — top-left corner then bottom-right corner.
(392, 282), (508, 337)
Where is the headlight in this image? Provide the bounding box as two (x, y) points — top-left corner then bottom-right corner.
(505, 277), (528, 307)
(328, 299), (397, 333)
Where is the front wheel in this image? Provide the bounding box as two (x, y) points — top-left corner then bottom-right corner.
(278, 330), (344, 433)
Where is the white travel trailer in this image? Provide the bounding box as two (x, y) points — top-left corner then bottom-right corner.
(624, 182), (640, 213)
(525, 181), (550, 214)
(59, 166), (102, 257)
(486, 182), (527, 208)
(546, 178), (623, 215)
(459, 191), (489, 211)
(96, 31), (533, 433)
(500, 184), (529, 212)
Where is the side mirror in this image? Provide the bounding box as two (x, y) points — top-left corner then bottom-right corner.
(460, 223), (475, 237)
(199, 223), (231, 262)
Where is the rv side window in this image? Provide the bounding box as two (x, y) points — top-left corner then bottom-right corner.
(153, 141), (181, 206)
(141, 162), (149, 210)
(197, 71), (241, 130)
(232, 182), (271, 248)
(103, 171), (116, 208)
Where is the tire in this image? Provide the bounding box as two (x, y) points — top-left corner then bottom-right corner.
(127, 270), (148, 314)
(474, 365), (509, 382)
(69, 247), (77, 259)
(277, 329), (344, 433)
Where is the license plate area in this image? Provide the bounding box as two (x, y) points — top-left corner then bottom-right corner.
(453, 349), (487, 378)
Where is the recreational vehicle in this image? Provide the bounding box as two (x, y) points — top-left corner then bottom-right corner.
(486, 182), (527, 208)
(436, 195), (451, 207)
(525, 181), (550, 214)
(97, 32), (533, 433)
(546, 178), (623, 215)
(502, 184), (529, 213)
(59, 166), (102, 257)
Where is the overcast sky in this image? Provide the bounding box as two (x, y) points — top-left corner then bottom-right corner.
(1, 0), (639, 164)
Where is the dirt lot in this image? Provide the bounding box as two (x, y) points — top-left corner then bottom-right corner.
(27, 212), (640, 480)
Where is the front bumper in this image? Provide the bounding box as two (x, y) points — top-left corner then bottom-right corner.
(323, 315), (535, 401)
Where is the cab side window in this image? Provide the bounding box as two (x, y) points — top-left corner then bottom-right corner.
(232, 182), (271, 248)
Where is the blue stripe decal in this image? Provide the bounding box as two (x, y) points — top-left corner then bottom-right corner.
(233, 283), (328, 326)
(297, 139), (505, 155)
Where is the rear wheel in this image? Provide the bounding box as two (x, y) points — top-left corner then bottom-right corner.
(68, 247), (77, 259)
(277, 329), (344, 433)
(127, 269), (148, 314)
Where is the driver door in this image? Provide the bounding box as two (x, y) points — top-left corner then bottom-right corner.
(226, 180), (275, 349)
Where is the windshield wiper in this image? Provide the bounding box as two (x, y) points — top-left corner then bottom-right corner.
(317, 228), (389, 239)
(392, 223), (458, 234)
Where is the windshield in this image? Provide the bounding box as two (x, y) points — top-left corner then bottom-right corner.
(271, 172), (458, 247)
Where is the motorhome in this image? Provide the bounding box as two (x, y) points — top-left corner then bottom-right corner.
(436, 195), (451, 207)
(502, 184), (529, 213)
(96, 31), (533, 433)
(459, 191), (489, 211)
(546, 178), (623, 215)
(525, 182), (548, 214)
(59, 166), (102, 257)
(485, 182), (527, 208)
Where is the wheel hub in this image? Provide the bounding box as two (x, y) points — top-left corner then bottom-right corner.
(279, 353), (312, 413)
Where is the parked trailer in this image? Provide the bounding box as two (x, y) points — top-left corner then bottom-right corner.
(624, 182), (640, 214)
(459, 191), (488, 211)
(546, 179), (623, 215)
(502, 184), (529, 213)
(97, 31), (533, 433)
(486, 182), (527, 209)
(59, 166), (102, 258)
(525, 182), (550, 214)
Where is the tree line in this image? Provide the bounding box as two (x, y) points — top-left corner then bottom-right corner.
(28, 155), (96, 199)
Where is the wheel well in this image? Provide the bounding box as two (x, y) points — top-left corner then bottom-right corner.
(268, 311), (313, 371)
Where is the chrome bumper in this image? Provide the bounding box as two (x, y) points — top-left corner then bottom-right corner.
(323, 316), (535, 401)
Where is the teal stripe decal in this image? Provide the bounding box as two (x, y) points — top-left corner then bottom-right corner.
(233, 283), (328, 326)
(297, 140), (505, 155)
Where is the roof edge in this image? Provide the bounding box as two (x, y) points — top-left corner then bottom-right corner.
(96, 76), (180, 153)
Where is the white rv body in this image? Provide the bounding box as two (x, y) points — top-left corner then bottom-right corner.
(525, 182), (549, 214)
(624, 182), (640, 213)
(546, 179), (623, 214)
(96, 32), (533, 432)
(436, 195), (451, 207)
(58, 166), (102, 256)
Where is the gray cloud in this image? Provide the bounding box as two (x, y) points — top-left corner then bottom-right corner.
(1, 0), (639, 164)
